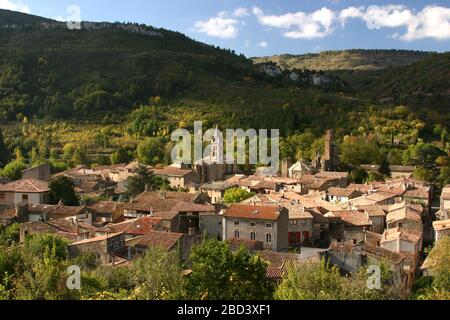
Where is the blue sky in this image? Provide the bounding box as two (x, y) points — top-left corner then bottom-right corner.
(1, 0), (450, 56)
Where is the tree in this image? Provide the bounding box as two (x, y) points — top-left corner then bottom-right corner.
(223, 187), (255, 204)
(0, 128), (10, 168)
(412, 166), (434, 183)
(275, 258), (344, 300)
(110, 146), (132, 164)
(0, 160), (26, 181)
(379, 156), (391, 177)
(126, 164), (169, 196)
(0, 223), (20, 246)
(415, 237), (450, 300)
(131, 246), (186, 300)
(137, 137), (166, 165)
(48, 176), (79, 206)
(402, 139), (446, 168)
(187, 239), (274, 300)
(340, 136), (383, 166)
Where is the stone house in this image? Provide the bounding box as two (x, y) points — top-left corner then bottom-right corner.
(385, 203), (423, 233)
(21, 164), (51, 182)
(357, 205), (386, 234)
(222, 204), (289, 252)
(325, 210), (372, 243)
(284, 202), (314, 246)
(199, 181), (237, 204)
(326, 187), (363, 204)
(68, 232), (125, 265)
(0, 178), (49, 206)
(153, 166), (199, 189)
(432, 219), (450, 242)
(123, 191), (215, 234)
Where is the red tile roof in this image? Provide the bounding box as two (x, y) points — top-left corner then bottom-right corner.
(135, 231), (183, 251)
(108, 216), (162, 235)
(0, 178), (49, 193)
(224, 204), (284, 221)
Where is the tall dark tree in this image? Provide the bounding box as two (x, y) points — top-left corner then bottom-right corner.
(127, 165), (169, 196)
(0, 128), (11, 168)
(48, 176), (79, 206)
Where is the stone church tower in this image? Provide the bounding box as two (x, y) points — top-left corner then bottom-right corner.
(322, 129), (339, 171)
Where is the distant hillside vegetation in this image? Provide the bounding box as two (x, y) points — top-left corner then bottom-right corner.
(253, 49), (432, 71)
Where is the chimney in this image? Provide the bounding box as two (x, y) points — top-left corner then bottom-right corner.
(145, 184), (149, 192)
(159, 191), (166, 199)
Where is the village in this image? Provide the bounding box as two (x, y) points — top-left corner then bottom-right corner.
(0, 128), (447, 294)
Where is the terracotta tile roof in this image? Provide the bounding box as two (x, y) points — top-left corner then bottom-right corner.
(365, 191), (397, 202)
(328, 187), (362, 198)
(324, 210), (372, 227)
(124, 191), (196, 212)
(108, 216), (162, 235)
(0, 178), (49, 193)
(433, 219), (450, 231)
(357, 205), (386, 217)
(315, 171), (349, 179)
(153, 167), (194, 177)
(282, 202), (314, 219)
(386, 203), (423, 224)
(403, 187), (430, 199)
(135, 231), (183, 251)
(87, 201), (123, 213)
(362, 242), (406, 265)
(441, 186), (450, 200)
(69, 232), (124, 246)
(224, 204), (284, 221)
(380, 227), (422, 244)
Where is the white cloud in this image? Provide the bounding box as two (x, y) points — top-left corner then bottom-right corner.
(233, 7), (249, 18)
(259, 41), (268, 48)
(244, 39), (251, 48)
(339, 4), (450, 41)
(253, 6), (335, 39)
(194, 13), (240, 39)
(0, 0), (30, 13)
(402, 5), (450, 41)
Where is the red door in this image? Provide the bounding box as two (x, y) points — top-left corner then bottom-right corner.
(302, 231), (310, 243)
(296, 232), (301, 244)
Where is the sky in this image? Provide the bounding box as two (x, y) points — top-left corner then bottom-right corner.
(1, 0), (450, 57)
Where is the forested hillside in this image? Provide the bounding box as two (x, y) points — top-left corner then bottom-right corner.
(0, 9), (449, 187)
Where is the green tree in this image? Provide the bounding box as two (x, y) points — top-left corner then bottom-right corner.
(110, 146), (132, 164)
(0, 128), (11, 168)
(48, 176), (79, 206)
(131, 246), (186, 300)
(137, 137), (166, 165)
(127, 164), (169, 196)
(0, 223), (20, 246)
(275, 258), (344, 300)
(340, 136), (383, 166)
(412, 166), (434, 182)
(187, 239), (274, 300)
(223, 187), (255, 204)
(415, 237), (450, 300)
(0, 160), (26, 181)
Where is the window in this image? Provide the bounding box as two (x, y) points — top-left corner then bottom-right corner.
(290, 220), (297, 225)
(265, 223), (272, 228)
(249, 222), (256, 227)
(0, 193), (5, 200)
(22, 194), (29, 201)
(266, 233), (272, 243)
(250, 232), (256, 241)
(234, 220), (240, 225)
(234, 230), (240, 238)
